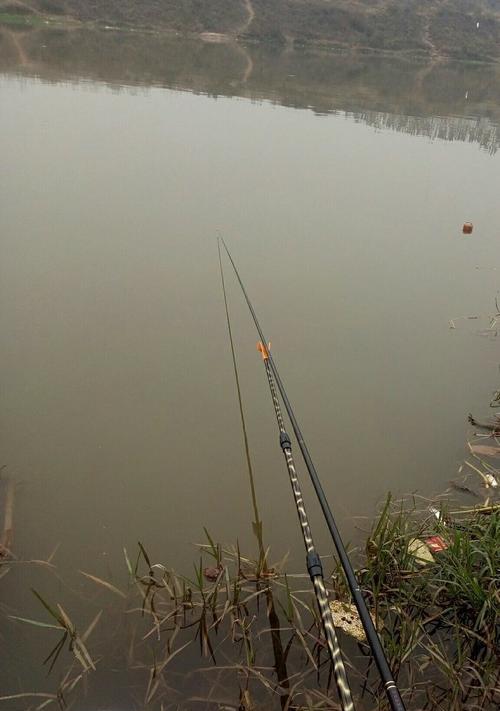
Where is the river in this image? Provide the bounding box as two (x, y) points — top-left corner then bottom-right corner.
(1, 27), (500, 708)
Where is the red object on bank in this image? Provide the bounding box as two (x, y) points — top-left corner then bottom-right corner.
(463, 222), (473, 234)
(425, 535), (448, 553)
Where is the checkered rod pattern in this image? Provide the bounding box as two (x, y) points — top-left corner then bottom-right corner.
(262, 358), (354, 711)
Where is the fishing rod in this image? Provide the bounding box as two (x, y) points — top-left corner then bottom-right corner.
(257, 340), (354, 711)
(218, 238), (351, 708)
(220, 238), (406, 711)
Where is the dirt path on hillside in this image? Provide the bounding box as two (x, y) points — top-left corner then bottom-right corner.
(241, 46), (253, 82)
(420, 0), (446, 59)
(413, 0), (446, 91)
(8, 30), (29, 65)
(421, 20), (438, 58)
(229, 0), (254, 81)
(0, 0), (42, 15)
(239, 0), (255, 35)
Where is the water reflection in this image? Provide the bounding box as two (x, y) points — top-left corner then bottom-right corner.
(1, 26), (500, 152)
(348, 111), (499, 155)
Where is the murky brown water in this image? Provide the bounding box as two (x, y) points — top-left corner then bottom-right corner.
(1, 28), (500, 707)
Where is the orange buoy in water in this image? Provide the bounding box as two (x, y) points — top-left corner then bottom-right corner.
(463, 222), (473, 234)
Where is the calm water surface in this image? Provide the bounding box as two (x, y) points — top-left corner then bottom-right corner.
(1, 29), (500, 706)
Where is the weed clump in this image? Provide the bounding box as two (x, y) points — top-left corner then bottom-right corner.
(344, 497), (500, 709)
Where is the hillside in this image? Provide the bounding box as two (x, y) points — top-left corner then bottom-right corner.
(1, 0), (500, 60)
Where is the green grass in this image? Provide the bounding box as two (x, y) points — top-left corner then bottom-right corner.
(0, 12), (40, 25)
(348, 497), (500, 708)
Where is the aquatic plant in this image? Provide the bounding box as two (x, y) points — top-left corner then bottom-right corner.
(2, 499), (498, 709)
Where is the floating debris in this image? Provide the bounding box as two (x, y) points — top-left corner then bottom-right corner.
(464, 460), (499, 488)
(449, 480), (480, 497)
(489, 389), (500, 408)
(463, 222), (473, 234)
(429, 506), (445, 522)
(468, 412), (500, 434)
(484, 473), (499, 488)
(469, 444), (500, 457)
(408, 538), (435, 564)
(203, 565), (223, 581)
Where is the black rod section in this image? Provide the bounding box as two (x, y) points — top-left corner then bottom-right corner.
(220, 238), (406, 711)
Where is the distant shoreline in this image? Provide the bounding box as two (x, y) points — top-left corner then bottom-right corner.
(1, 3), (500, 65)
